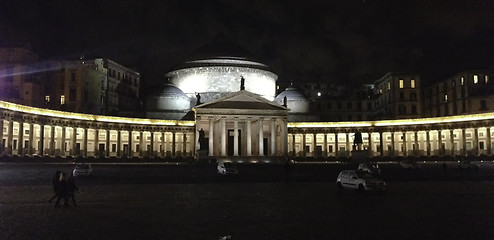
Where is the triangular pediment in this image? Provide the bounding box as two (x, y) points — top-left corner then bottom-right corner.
(194, 90), (288, 112)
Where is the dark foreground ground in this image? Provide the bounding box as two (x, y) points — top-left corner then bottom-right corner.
(1, 161), (494, 240)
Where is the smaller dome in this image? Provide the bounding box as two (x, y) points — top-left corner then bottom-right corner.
(274, 87), (310, 113)
(146, 83), (191, 111)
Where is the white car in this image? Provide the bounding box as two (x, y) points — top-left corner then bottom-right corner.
(336, 170), (386, 193)
(72, 163), (93, 176)
(217, 162), (238, 175)
(358, 163), (381, 175)
(399, 160), (421, 169)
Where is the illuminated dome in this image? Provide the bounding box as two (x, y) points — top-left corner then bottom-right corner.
(145, 83), (191, 120)
(165, 42), (278, 103)
(275, 87), (310, 113)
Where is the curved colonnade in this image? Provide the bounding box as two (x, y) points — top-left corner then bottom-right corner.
(1, 100), (494, 160)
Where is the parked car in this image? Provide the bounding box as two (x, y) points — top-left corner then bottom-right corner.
(358, 162), (381, 175)
(458, 160), (479, 170)
(72, 163), (93, 176)
(399, 160), (421, 169)
(336, 170), (386, 193)
(217, 162), (238, 175)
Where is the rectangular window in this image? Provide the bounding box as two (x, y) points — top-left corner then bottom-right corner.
(45, 95), (50, 103)
(411, 79), (415, 88)
(399, 79), (404, 88)
(60, 95), (65, 105)
(485, 75), (489, 84)
(461, 77), (465, 85)
(71, 72), (76, 81)
(473, 75), (478, 84)
(387, 81), (391, 90)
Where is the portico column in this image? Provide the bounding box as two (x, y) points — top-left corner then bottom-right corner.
(161, 132), (165, 157)
(312, 133), (317, 157)
(378, 131), (383, 156)
(50, 125), (55, 156)
(221, 117), (226, 156)
(18, 121), (24, 156)
(7, 120), (13, 155)
(258, 118), (264, 156)
(28, 122), (34, 155)
(438, 130), (443, 156)
(128, 129), (133, 157)
(426, 130), (431, 156)
(172, 132), (176, 158)
(346, 132), (350, 156)
(61, 126), (66, 156)
(335, 133), (339, 157)
(106, 129), (110, 157)
(291, 133), (296, 157)
(450, 129), (455, 156)
(72, 127), (77, 156)
(39, 124), (45, 156)
(323, 133), (328, 157)
(302, 133), (306, 157)
(139, 131), (144, 157)
(150, 131), (155, 158)
(414, 131), (419, 156)
(94, 128), (99, 157)
(390, 132), (395, 157)
(246, 119), (253, 156)
(233, 118), (239, 156)
(462, 128), (467, 156)
(282, 118), (288, 157)
(83, 127), (88, 157)
(270, 119), (276, 156)
(473, 127), (479, 156)
(402, 131), (407, 157)
(209, 118), (214, 157)
(367, 132), (373, 156)
(117, 129), (122, 157)
(487, 127), (492, 155)
(182, 131), (187, 157)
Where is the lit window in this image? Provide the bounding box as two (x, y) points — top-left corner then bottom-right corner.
(461, 77), (465, 85)
(276, 85), (279, 90)
(473, 75), (478, 84)
(387, 81), (391, 90)
(444, 94), (448, 102)
(45, 95), (50, 102)
(399, 79), (404, 88)
(485, 75), (489, 84)
(411, 79), (415, 88)
(60, 95), (65, 105)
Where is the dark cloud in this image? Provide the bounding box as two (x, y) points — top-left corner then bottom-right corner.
(1, 0), (494, 88)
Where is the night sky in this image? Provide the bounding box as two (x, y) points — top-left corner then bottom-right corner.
(1, 0), (494, 90)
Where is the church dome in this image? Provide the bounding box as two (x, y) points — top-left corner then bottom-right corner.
(146, 83), (191, 113)
(275, 87), (310, 113)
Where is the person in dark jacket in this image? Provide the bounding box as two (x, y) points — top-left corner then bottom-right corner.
(53, 172), (69, 207)
(66, 173), (79, 207)
(49, 170), (62, 203)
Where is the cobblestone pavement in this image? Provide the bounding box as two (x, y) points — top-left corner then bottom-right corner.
(1, 163), (494, 239)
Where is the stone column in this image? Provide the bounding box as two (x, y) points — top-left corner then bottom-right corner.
(270, 119), (276, 156)
(117, 129), (122, 157)
(312, 133), (317, 157)
(161, 132), (165, 157)
(6, 120), (13, 155)
(209, 118), (214, 157)
(246, 118), (252, 156)
(323, 133), (328, 157)
(72, 127), (77, 156)
(487, 127), (492, 155)
(128, 129), (133, 157)
(61, 126), (66, 156)
(438, 129), (443, 156)
(182, 131), (187, 157)
(473, 127), (479, 156)
(221, 117), (226, 156)
(390, 132), (395, 157)
(39, 124), (45, 156)
(335, 133), (339, 157)
(195, 117), (201, 151)
(233, 118), (239, 156)
(258, 118), (264, 156)
(346, 132), (350, 156)
(28, 122), (34, 155)
(462, 128), (467, 156)
(139, 130), (144, 157)
(426, 130), (431, 156)
(414, 131), (419, 156)
(450, 129), (455, 156)
(172, 132), (176, 158)
(83, 127), (88, 157)
(302, 133), (306, 157)
(367, 132), (373, 157)
(18, 121), (24, 156)
(94, 128), (99, 157)
(282, 118), (288, 157)
(402, 131), (407, 157)
(50, 125), (55, 156)
(378, 132), (384, 157)
(106, 129), (110, 157)
(150, 131), (155, 158)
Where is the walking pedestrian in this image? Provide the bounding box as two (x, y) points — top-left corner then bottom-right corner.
(66, 173), (79, 207)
